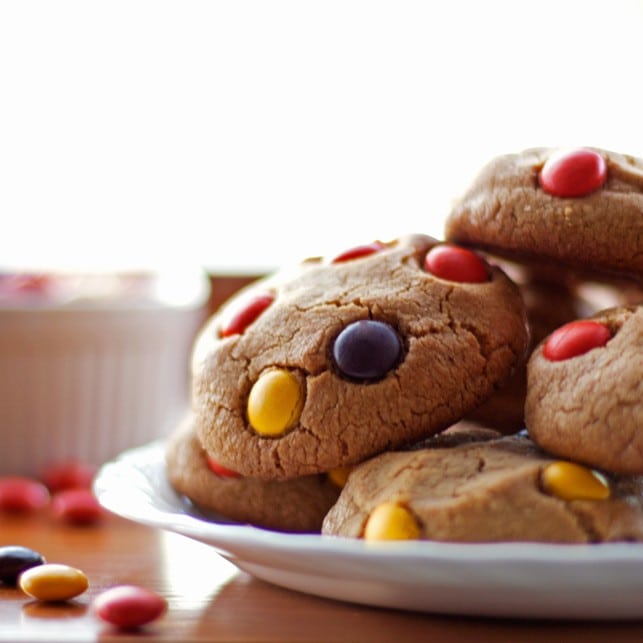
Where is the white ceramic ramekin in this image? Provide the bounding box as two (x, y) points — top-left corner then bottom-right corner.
(0, 270), (210, 476)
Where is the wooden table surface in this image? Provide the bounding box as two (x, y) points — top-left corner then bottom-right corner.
(1, 509), (642, 643)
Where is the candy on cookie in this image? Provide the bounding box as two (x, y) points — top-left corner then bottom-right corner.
(191, 234), (529, 479)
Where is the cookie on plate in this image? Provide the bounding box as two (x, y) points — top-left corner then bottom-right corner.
(526, 305), (643, 475)
(166, 415), (341, 533)
(191, 234), (529, 479)
(322, 425), (643, 543)
(445, 147), (643, 281)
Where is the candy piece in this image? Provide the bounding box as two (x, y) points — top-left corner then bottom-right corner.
(424, 244), (488, 283)
(0, 546), (46, 586)
(247, 369), (304, 436)
(51, 488), (104, 525)
(541, 461), (610, 501)
(363, 502), (421, 541)
(332, 320), (402, 380)
(220, 293), (275, 338)
(19, 563), (89, 601)
(539, 148), (607, 198)
(41, 460), (96, 493)
(327, 467), (352, 488)
(0, 477), (50, 513)
(331, 241), (385, 263)
(93, 585), (167, 629)
(543, 320), (611, 361)
(206, 455), (241, 479)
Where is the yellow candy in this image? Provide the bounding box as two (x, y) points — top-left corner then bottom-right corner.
(19, 563), (88, 601)
(363, 502), (421, 541)
(247, 368), (304, 436)
(328, 466), (352, 488)
(541, 461), (611, 501)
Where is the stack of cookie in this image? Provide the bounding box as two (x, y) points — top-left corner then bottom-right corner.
(167, 147), (643, 543)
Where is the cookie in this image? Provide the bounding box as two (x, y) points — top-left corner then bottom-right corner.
(322, 426), (643, 543)
(191, 234), (529, 479)
(165, 415), (340, 532)
(445, 147), (643, 281)
(525, 305), (643, 475)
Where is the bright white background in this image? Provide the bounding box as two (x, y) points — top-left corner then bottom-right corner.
(1, 1), (642, 273)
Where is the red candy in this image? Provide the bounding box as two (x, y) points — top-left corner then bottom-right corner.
(41, 460), (96, 493)
(219, 293), (274, 338)
(51, 488), (104, 525)
(206, 456), (241, 479)
(0, 477), (50, 513)
(543, 320), (611, 361)
(93, 585), (167, 629)
(424, 245), (488, 283)
(539, 148), (607, 198)
(331, 241), (386, 264)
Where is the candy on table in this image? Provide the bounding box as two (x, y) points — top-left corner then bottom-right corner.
(41, 460), (97, 493)
(19, 563), (89, 601)
(247, 368), (304, 436)
(51, 488), (104, 526)
(538, 148), (607, 198)
(542, 320), (612, 362)
(424, 244), (489, 283)
(332, 320), (402, 381)
(541, 461), (611, 501)
(0, 546), (46, 586)
(363, 502), (421, 541)
(92, 585), (167, 629)
(0, 477), (50, 513)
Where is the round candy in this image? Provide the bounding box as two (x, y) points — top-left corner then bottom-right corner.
(0, 546), (46, 586)
(220, 293), (275, 338)
(247, 368), (304, 436)
(541, 461), (610, 501)
(424, 244), (488, 283)
(41, 460), (96, 493)
(19, 563), (88, 601)
(51, 488), (104, 525)
(93, 585), (167, 629)
(327, 467), (352, 488)
(332, 320), (402, 380)
(543, 320), (611, 362)
(206, 455), (241, 479)
(0, 476), (50, 513)
(331, 241), (385, 263)
(539, 148), (607, 198)
(363, 502), (421, 541)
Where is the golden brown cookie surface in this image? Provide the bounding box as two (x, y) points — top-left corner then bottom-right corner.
(322, 428), (643, 543)
(445, 147), (643, 281)
(192, 234), (529, 479)
(165, 416), (340, 533)
(526, 305), (643, 474)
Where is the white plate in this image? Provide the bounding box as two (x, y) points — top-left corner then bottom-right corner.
(94, 441), (643, 620)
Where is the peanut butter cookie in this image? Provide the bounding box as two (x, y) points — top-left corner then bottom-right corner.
(166, 415), (340, 532)
(445, 147), (643, 281)
(191, 234), (529, 479)
(526, 305), (643, 474)
(322, 426), (643, 543)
